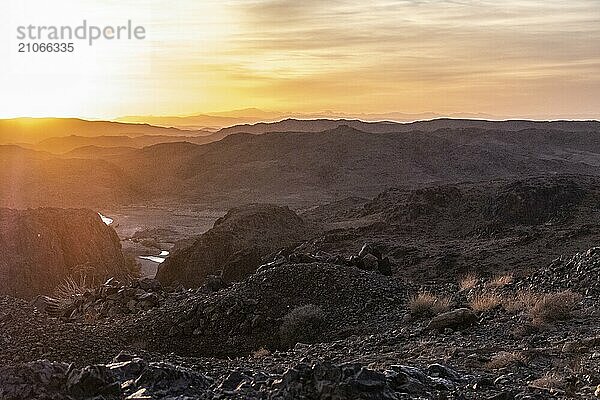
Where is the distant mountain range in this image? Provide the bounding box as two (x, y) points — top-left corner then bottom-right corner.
(115, 108), (600, 130)
(3, 117), (599, 154)
(2, 119), (600, 208)
(0, 118), (211, 145)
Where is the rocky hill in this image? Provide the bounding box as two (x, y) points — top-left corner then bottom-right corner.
(102, 125), (600, 209)
(156, 204), (315, 287)
(217, 117), (600, 135)
(4, 122), (600, 208)
(0, 118), (207, 145)
(0, 208), (134, 298)
(0, 145), (141, 208)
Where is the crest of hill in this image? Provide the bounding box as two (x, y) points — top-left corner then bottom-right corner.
(217, 118), (600, 135)
(0, 118), (211, 145)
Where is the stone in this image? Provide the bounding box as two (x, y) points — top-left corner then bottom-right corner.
(427, 308), (477, 331)
(362, 254), (379, 270)
(219, 371), (251, 391)
(66, 365), (120, 397)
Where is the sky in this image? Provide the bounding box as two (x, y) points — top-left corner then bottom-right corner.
(0, 0), (599, 120)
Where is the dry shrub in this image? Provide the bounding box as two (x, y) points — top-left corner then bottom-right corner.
(279, 304), (326, 348)
(54, 275), (93, 315)
(530, 373), (564, 391)
(529, 290), (582, 323)
(469, 291), (502, 312)
(503, 290), (539, 313)
(408, 292), (451, 317)
(486, 351), (526, 369)
(459, 273), (478, 291)
(488, 273), (514, 288)
(252, 347), (271, 358)
(55, 275), (91, 302)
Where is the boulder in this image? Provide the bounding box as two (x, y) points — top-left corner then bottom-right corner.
(427, 308), (477, 331)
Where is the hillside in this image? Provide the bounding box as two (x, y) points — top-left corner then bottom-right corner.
(217, 118), (600, 135)
(0, 118), (206, 145)
(36, 134), (222, 154)
(112, 125), (600, 207)
(0, 145), (140, 208)
(3, 123), (600, 208)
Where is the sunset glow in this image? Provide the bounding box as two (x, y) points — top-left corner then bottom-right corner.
(1, 0), (599, 120)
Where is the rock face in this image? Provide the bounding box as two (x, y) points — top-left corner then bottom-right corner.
(156, 204), (314, 287)
(0, 208), (132, 298)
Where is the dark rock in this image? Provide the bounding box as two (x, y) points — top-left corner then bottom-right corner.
(0, 208), (133, 299)
(427, 308), (477, 331)
(66, 365), (120, 397)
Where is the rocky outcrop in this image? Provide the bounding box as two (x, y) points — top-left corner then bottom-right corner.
(0, 355), (468, 400)
(156, 204), (315, 287)
(32, 278), (164, 321)
(137, 262), (406, 357)
(0, 208), (133, 298)
(489, 179), (584, 225)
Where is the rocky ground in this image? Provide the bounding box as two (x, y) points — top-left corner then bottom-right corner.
(1, 175), (599, 399)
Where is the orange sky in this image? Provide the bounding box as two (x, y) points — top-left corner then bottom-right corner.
(0, 0), (599, 120)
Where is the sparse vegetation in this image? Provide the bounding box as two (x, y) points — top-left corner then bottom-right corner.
(503, 290), (540, 313)
(469, 291), (502, 312)
(459, 273), (478, 291)
(408, 292), (451, 317)
(488, 273), (514, 288)
(529, 290), (582, 323)
(252, 347), (271, 358)
(279, 304), (327, 348)
(54, 275), (91, 302)
(486, 351), (526, 370)
(53, 275), (94, 314)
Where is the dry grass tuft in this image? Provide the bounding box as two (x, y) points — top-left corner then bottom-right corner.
(488, 273), (514, 288)
(503, 290), (539, 313)
(486, 351), (526, 370)
(458, 273), (478, 291)
(252, 347), (271, 358)
(469, 291), (502, 312)
(529, 290), (582, 323)
(408, 292), (451, 317)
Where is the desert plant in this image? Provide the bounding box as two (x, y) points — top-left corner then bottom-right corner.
(458, 273), (478, 291)
(53, 274), (94, 315)
(252, 347), (271, 358)
(279, 304), (326, 348)
(486, 351), (525, 369)
(469, 291), (502, 312)
(503, 290), (539, 313)
(488, 273), (514, 288)
(529, 290), (582, 323)
(54, 275), (91, 301)
(408, 292), (451, 317)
